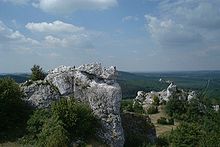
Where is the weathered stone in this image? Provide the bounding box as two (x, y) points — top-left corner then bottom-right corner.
(133, 82), (196, 108)
(21, 63), (124, 147)
(21, 80), (60, 108)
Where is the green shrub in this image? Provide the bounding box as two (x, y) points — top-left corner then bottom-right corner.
(157, 117), (174, 125)
(22, 98), (98, 146)
(51, 99), (98, 139)
(121, 100), (134, 112)
(133, 102), (145, 114)
(152, 95), (160, 106)
(157, 117), (167, 124)
(169, 122), (202, 147)
(147, 106), (158, 114)
(37, 115), (69, 147)
(165, 97), (187, 119)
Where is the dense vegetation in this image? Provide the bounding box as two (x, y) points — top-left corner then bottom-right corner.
(21, 99), (98, 146)
(158, 96), (220, 147)
(0, 78), (31, 142)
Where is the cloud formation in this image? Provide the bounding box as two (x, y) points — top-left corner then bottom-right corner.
(33, 0), (118, 14)
(2, 0), (29, 5)
(122, 16), (139, 22)
(0, 21), (38, 53)
(26, 20), (84, 33)
(145, 0), (220, 51)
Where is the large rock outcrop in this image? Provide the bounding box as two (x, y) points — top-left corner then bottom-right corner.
(21, 63), (124, 147)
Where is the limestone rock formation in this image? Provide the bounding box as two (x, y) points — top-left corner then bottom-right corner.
(21, 80), (60, 108)
(21, 63), (124, 147)
(134, 82), (196, 108)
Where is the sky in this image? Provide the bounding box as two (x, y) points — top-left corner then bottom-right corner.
(0, 0), (220, 73)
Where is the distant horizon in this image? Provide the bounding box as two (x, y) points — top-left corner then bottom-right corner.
(1, 69), (220, 75)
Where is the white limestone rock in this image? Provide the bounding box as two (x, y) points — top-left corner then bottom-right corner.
(21, 63), (124, 147)
(21, 80), (60, 108)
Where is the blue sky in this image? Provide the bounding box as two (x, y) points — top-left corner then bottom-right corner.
(0, 0), (220, 73)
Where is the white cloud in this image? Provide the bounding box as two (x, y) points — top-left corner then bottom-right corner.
(159, 0), (220, 29)
(0, 21), (38, 51)
(25, 20), (84, 33)
(145, 15), (202, 46)
(33, 0), (118, 14)
(145, 0), (220, 51)
(2, 0), (29, 5)
(122, 16), (139, 22)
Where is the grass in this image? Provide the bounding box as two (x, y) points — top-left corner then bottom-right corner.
(148, 105), (179, 136)
(0, 142), (21, 147)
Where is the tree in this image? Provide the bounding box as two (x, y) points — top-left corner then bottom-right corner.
(0, 77), (31, 140)
(30, 65), (46, 81)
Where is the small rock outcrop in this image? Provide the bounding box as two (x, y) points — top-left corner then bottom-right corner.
(21, 63), (124, 147)
(134, 82), (196, 108)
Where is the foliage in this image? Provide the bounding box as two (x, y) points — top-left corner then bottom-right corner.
(147, 106), (158, 114)
(22, 98), (98, 146)
(165, 97), (220, 147)
(121, 99), (134, 112)
(0, 77), (31, 141)
(51, 99), (98, 139)
(37, 115), (69, 147)
(165, 97), (187, 119)
(121, 100), (145, 114)
(152, 95), (160, 106)
(30, 65), (46, 81)
(157, 117), (174, 125)
(169, 122), (202, 147)
(133, 102), (145, 114)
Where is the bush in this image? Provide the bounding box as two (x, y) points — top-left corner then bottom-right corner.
(37, 115), (69, 147)
(30, 65), (46, 81)
(157, 117), (174, 125)
(133, 102), (145, 114)
(152, 95), (160, 106)
(22, 98), (98, 146)
(169, 122), (202, 147)
(165, 97), (187, 119)
(0, 77), (31, 141)
(121, 100), (134, 112)
(51, 99), (98, 139)
(147, 106), (158, 114)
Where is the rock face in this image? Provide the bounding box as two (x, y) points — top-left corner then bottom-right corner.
(21, 80), (60, 108)
(21, 63), (124, 147)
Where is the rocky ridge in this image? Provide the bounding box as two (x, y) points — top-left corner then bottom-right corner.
(21, 63), (124, 147)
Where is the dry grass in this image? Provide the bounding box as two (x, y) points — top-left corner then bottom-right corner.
(149, 105), (179, 136)
(0, 142), (21, 147)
